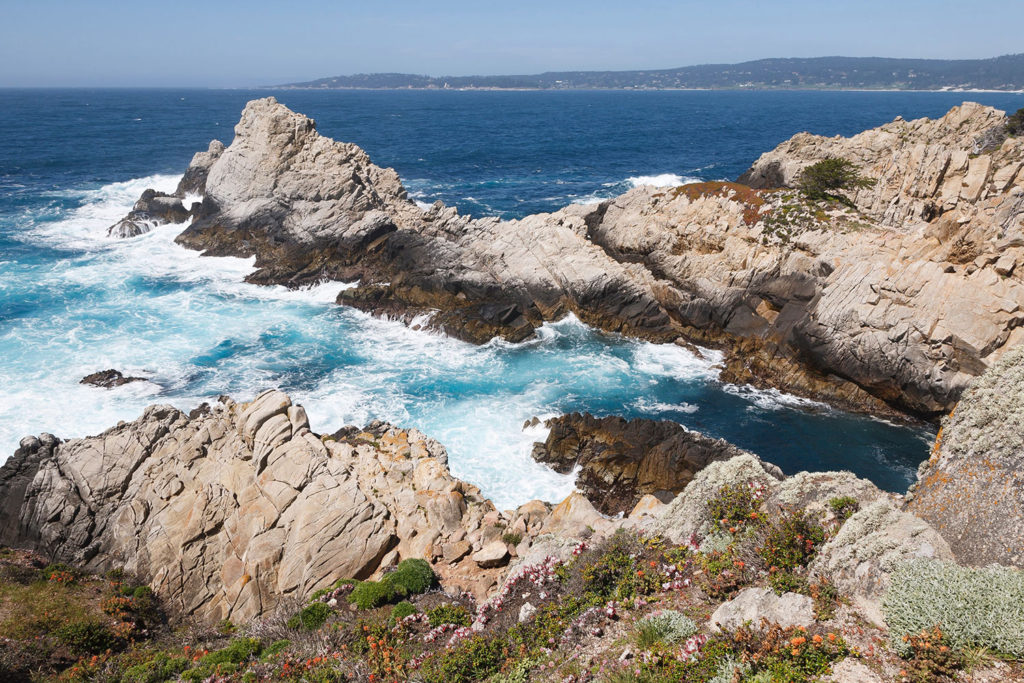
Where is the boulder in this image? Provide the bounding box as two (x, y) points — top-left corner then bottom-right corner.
(472, 541), (510, 569)
(809, 500), (953, 626)
(909, 343), (1024, 568)
(710, 587), (814, 632)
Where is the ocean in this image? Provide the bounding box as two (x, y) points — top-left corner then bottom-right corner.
(2, 88), (1021, 509)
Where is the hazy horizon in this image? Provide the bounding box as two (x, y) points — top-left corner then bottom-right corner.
(3, 0), (1024, 88)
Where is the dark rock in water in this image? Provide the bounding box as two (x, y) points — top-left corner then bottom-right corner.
(80, 369), (147, 388)
(909, 344), (1024, 569)
(107, 189), (189, 238)
(532, 412), (748, 515)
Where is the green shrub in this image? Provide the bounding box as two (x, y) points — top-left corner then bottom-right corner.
(261, 639), (291, 660)
(502, 532), (523, 546)
(54, 620), (116, 655)
(883, 559), (1024, 656)
(767, 569), (810, 595)
(349, 580), (399, 610)
(797, 157), (875, 201)
(1007, 107), (1024, 137)
(386, 558), (435, 594)
(707, 483), (763, 533)
(427, 604), (472, 627)
(421, 635), (507, 683)
(349, 559), (436, 609)
(389, 600), (418, 625)
(827, 496), (859, 523)
(634, 610), (697, 649)
(757, 510), (826, 571)
(287, 602), (332, 630)
(899, 625), (963, 682)
(121, 653), (189, 683)
(199, 637), (262, 668)
(41, 563), (77, 582)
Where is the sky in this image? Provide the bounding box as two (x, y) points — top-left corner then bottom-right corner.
(2, 0), (1023, 87)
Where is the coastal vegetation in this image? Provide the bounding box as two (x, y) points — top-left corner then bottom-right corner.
(796, 158), (876, 203)
(4, 474), (1023, 682)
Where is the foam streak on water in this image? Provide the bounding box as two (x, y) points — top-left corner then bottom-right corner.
(0, 173), (933, 509)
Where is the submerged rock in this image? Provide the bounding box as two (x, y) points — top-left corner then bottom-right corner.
(531, 412), (746, 515)
(79, 369), (147, 388)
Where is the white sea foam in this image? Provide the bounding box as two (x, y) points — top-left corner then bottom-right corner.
(624, 173), (700, 188)
(631, 398), (699, 414)
(721, 383), (831, 413)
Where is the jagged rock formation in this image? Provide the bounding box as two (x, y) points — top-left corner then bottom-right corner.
(1, 394), (961, 635)
(531, 412), (748, 515)
(908, 343), (1024, 569)
(0, 391), (532, 622)
(109, 98), (1024, 417)
(107, 141), (224, 237)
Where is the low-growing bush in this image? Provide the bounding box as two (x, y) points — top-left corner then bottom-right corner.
(634, 610), (697, 649)
(420, 634), (507, 683)
(883, 559), (1024, 656)
(758, 510), (826, 572)
(287, 601), (332, 630)
(707, 482), (764, 534)
(121, 652), (189, 683)
(349, 558), (436, 610)
(502, 532), (523, 546)
(54, 620), (117, 655)
(389, 600), (418, 625)
(898, 625), (963, 682)
(827, 496), (859, 523)
(427, 603), (472, 627)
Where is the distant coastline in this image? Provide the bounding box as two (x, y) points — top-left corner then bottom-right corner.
(272, 54), (1024, 92)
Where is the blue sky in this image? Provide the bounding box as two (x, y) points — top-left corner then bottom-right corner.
(2, 0), (1023, 87)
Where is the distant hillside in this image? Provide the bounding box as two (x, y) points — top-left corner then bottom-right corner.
(277, 54), (1024, 91)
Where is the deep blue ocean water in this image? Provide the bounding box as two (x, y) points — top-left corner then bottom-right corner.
(3, 88), (1021, 508)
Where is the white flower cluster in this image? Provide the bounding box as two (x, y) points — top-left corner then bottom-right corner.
(659, 562), (692, 591)
(472, 555), (562, 629)
(316, 583), (355, 604)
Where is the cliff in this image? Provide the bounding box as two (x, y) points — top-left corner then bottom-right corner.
(108, 98), (1024, 418)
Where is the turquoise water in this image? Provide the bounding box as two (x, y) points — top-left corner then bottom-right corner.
(5, 89), (1014, 508)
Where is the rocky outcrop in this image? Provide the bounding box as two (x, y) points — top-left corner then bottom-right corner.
(531, 412), (747, 515)
(108, 189), (190, 237)
(908, 343), (1024, 569)
(107, 140), (224, 238)
(0, 391), (536, 622)
(80, 369), (147, 388)
(118, 99), (1024, 417)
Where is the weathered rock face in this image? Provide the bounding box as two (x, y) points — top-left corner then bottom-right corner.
(531, 412), (747, 515)
(117, 98), (1024, 416)
(0, 391), (525, 622)
(809, 500), (953, 626)
(908, 343), (1024, 568)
